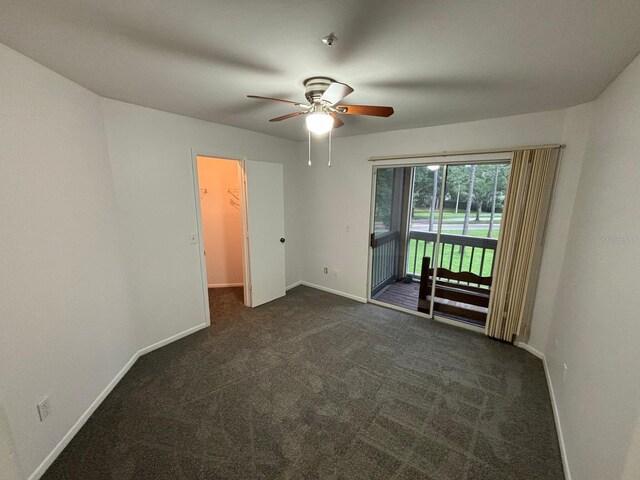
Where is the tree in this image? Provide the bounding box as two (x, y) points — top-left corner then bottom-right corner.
(412, 166), (434, 211)
(374, 168), (393, 230)
(412, 166), (441, 233)
(488, 164), (500, 236)
(471, 166), (496, 222)
(477, 164), (510, 237)
(445, 167), (469, 215)
(462, 164), (477, 236)
(428, 167), (439, 231)
(458, 164), (511, 236)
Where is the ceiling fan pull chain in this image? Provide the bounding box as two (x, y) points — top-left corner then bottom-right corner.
(328, 129), (332, 167)
(308, 129), (312, 166)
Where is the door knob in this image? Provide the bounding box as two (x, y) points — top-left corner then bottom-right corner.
(280, 238), (286, 243)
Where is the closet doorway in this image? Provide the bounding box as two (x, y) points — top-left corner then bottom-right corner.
(196, 156), (247, 305)
(193, 155), (287, 312)
(368, 159), (511, 328)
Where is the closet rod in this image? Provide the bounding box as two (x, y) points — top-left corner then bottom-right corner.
(368, 144), (564, 162)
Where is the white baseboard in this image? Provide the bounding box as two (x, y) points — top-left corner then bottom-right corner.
(286, 281), (302, 291)
(137, 323), (208, 356)
(28, 352), (139, 480)
(207, 283), (243, 288)
(515, 342), (572, 480)
(28, 322), (208, 480)
(543, 354), (572, 480)
(299, 281), (367, 303)
(514, 341), (544, 359)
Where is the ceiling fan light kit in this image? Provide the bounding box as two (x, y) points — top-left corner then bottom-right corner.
(248, 72), (394, 167)
(305, 107), (334, 135)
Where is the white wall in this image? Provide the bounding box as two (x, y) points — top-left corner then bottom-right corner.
(0, 41), (301, 479)
(196, 157), (243, 287)
(0, 399), (23, 480)
(622, 416), (640, 479)
(102, 99), (300, 349)
(528, 102), (594, 349)
(0, 44), (137, 477)
(296, 109), (567, 302)
(542, 52), (640, 480)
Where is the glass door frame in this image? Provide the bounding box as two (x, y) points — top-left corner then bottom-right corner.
(366, 152), (512, 333)
(368, 167), (413, 297)
(428, 164), (448, 321)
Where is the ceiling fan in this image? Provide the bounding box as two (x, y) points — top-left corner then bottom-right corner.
(247, 77), (394, 135)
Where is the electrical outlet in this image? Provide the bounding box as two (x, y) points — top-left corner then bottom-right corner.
(189, 233), (198, 244)
(323, 267), (328, 274)
(37, 396), (50, 422)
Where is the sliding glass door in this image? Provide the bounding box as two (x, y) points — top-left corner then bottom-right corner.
(370, 167), (410, 299)
(425, 163), (509, 326)
(406, 165), (443, 279)
(370, 161), (511, 327)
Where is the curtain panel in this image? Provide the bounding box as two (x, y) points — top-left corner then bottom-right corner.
(486, 148), (560, 342)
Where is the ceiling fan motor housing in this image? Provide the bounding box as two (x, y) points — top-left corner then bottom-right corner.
(304, 77), (335, 104)
(248, 77), (393, 124)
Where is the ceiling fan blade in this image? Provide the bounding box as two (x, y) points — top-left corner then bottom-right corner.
(329, 112), (344, 128)
(337, 105), (394, 117)
(247, 95), (307, 107)
(269, 110), (308, 122)
(321, 82), (354, 105)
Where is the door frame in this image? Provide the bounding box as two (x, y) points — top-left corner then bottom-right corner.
(190, 150), (252, 323)
(366, 154), (512, 333)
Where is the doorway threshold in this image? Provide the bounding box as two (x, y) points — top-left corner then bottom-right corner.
(368, 298), (485, 334)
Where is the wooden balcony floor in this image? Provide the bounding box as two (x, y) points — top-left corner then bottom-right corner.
(373, 280), (488, 328)
(373, 281), (419, 310)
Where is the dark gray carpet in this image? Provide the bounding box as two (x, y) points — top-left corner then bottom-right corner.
(42, 286), (564, 479)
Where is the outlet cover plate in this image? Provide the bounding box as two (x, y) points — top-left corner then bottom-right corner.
(37, 397), (50, 422)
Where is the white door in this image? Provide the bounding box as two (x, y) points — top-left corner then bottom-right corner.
(244, 161), (286, 307)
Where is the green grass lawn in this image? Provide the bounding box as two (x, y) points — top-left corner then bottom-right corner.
(447, 228), (500, 239)
(406, 228), (499, 277)
(412, 208), (502, 224)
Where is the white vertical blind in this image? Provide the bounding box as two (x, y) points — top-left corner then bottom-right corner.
(486, 148), (560, 342)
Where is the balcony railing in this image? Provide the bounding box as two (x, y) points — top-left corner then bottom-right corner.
(371, 229), (498, 297)
(371, 231), (400, 295)
(407, 231), (497, 286)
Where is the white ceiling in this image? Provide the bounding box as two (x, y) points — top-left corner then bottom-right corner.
(2, 0), (640, 141)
